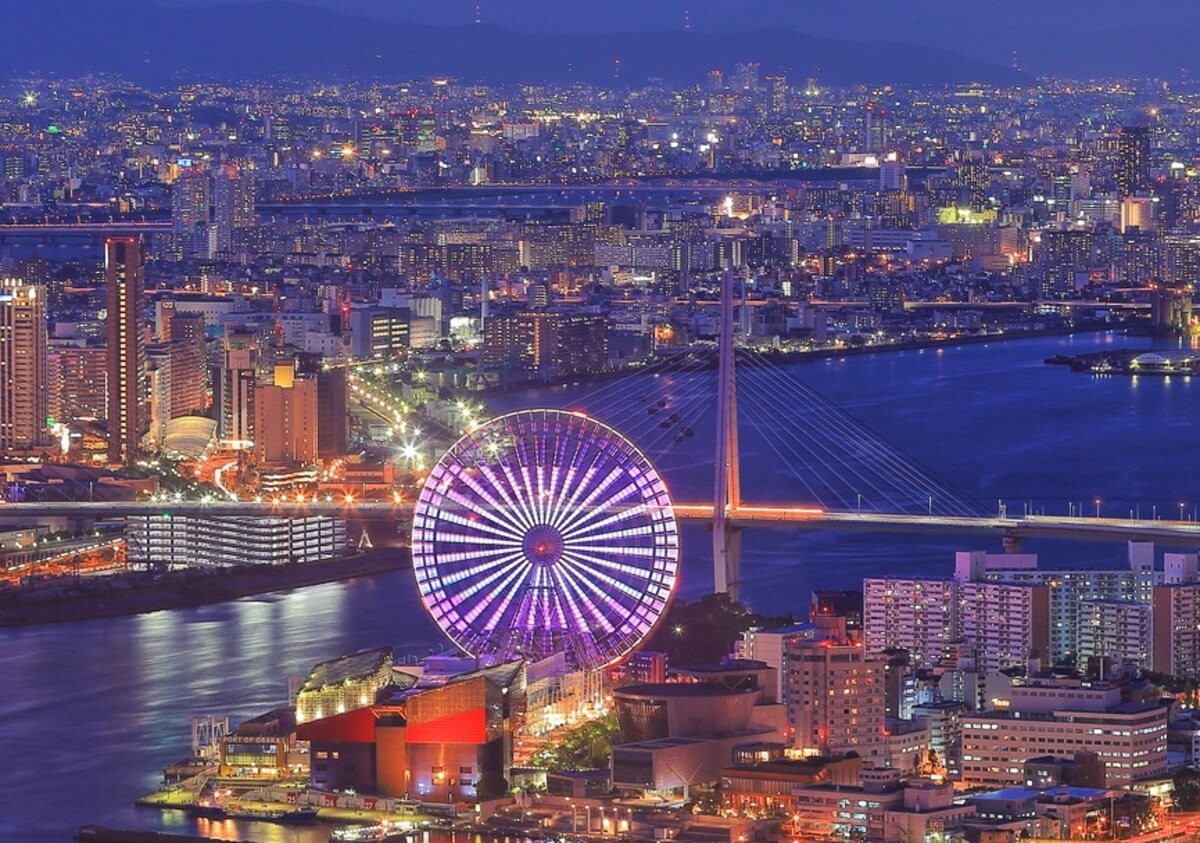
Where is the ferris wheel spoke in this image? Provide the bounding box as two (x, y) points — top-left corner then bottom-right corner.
(557, 554), (633, 617)
(445, 471), (533, 536)
(465, 560), (538, 633)
(561, 500), (652, 541)
(423, 552), (526, 627)
(559, 550), (653, 605)
(552, 465), (626, 534)
(434, 485), (523, 537)
(494, 458), (542, 531)
(512, 434), (544, 521)
(552, 562), (618, 636)
(541, 463), (566, 527)
(557, 480), (643, 538)
(543, 462), (577, 528)
(437, 547), (529, 584)
(432, 509), (526, 543)
(433, 549), (526, 597)
(519, 462), (545, 525)
(453, 554), (530, 624)
(546, 455), (598, 531)
(472, 463), (538, 533)
(428, 546), (526, 572)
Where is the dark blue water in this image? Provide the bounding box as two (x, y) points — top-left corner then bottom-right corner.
(2, 330), (1195, 842)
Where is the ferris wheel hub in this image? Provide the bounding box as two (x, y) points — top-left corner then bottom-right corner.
(523, 524), (565, 567)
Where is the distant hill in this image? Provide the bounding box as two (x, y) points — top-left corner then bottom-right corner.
(0, 0), (1020, 85)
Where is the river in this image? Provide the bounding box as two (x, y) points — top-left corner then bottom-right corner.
(2, 330), (1196, 842)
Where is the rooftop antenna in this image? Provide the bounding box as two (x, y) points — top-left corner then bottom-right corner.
(683, 9), (691, 31)
(474, 4), (482, 25)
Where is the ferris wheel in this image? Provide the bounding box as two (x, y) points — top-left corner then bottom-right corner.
(411, 409), (680, 671)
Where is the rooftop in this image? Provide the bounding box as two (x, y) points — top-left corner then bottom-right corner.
(300, 646), (393, 693)
(616, 682), (757, 699)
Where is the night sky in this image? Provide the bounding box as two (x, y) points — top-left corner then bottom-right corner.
(158, 0), (1196, 36)
(152, 0), (1200, 78)
(7, 0), (1200, 80)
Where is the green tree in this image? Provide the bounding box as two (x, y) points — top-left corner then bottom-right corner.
(1174, 768), (1200, 810)
(642, 593), (794, 667)
(475, 771), (509, 801)
(530, 712), (621, 771)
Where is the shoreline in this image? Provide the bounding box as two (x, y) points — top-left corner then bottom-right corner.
(478, 320), (1120, 397)
(0, 548), (410, 628)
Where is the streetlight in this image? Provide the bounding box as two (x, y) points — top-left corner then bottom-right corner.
(1181, 502), (1187, 522)
(1095, 498), (1102, 519)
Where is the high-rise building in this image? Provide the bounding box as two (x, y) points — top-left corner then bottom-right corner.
(211, 164), (255, 254)
(48, 344), (107, 423)
(214, 345), (256, 446)
(1153, 581), (1200, 676)
(785, 616), (887, 762)
(254, 361), (319, 466)
(863, 578), (959, 668)
(348, 306), (410, 359)
(1078, 600), (1152, 668)
(105, 237), (148, 464)
(1116, 125), (1151, 199)
(962, 546), (1162, 665)
(957, 580), (1050, 673)
(171, 168), (210, 254)
(1036, 229), (1094, 299)
(879, 155), (907, 192)
(483, 310), (609, 376)
(316, 366), (348, 459)
(146, 335), (207, 445)
(0, 279), (48, 451)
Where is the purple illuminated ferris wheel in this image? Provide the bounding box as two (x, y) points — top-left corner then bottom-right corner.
(411, 409), (680, 671)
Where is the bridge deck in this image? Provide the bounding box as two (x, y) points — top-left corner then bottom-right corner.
(10, 501), (1200, 547)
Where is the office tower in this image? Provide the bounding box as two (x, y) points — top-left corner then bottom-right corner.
(146, 334), (207, 444)
(105, 237), (148, 464)
(961, 677), (1166, 787)
(731, 62), (761, 92)
(0, 279), (48, 450)
(764, 74), (788, 112)
(951, 156), (988, 210)
(215, 345), (256, 445)
(348, 306), (410, 358)
(254, 361), (318, 466)
(1069, 164), (1092, 201)
(786, 616), (887, 761)
(1116, 125), (1151, 199)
